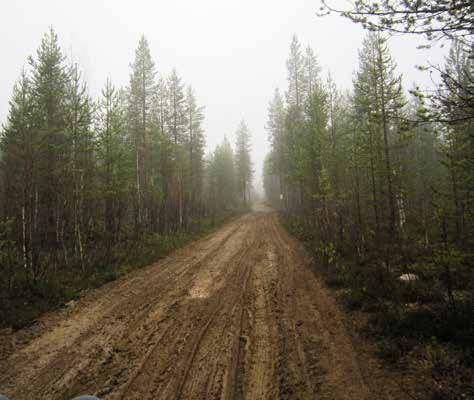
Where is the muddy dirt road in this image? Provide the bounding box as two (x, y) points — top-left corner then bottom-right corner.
(0, 209), (404, 400)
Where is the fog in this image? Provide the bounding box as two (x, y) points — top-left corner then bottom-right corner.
(0, 0), (446, 190)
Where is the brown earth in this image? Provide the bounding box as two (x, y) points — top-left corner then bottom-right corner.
(0, 208), (409, 400)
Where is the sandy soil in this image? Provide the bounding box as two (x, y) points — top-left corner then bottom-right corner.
(0, 209), (408, 400)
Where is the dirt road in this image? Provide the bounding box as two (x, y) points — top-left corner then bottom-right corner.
(0, 209), (405, 400)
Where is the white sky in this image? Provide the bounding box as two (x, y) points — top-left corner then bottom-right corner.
(0, 0), (446, 190)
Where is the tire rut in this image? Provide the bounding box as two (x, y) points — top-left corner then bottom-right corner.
(0, 209), (406, 400)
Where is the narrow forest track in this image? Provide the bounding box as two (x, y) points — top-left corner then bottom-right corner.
(0, 208), (407, 400)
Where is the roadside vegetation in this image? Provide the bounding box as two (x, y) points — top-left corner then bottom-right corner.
(263, 3), (473, 396)
(0, 211), (236, 329)
(0, 29), (253, 330)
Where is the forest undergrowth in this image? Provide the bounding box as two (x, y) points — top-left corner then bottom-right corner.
(281, 214), (474, 400)
(0, 211), (238, 330)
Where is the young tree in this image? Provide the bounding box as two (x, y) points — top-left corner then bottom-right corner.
(96, 78), (130, 253)
(303, 74), (331, 239)
(352, 32), (406, 243)
(235, 121), (253, 208)
(0, 71), (37, 281)
(206, 137), (237, 215)
(304, 46), (321, 99)
(166, 68), (187, 228)
(286, 35), (306, 110)
(437, 40), (474, 244)
(184, 86), (206, 224)
(266, 88), (287, 207)
(64, 63), (93, 270)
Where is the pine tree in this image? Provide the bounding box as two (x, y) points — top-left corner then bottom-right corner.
(352, 32), (405, 243)
(263, 151), (281, 207)
(235, 121), (253, 208)
(0, 27), (224, 316)
(266, 89), (287, 207)
(167, 69), (186, 146)
(96, 78), (129, 252)
(207, 137), (237, 214)
(437, 40), (474, 244)
(64, 63), (93, 269)
(166, 68), (187, 228)
(28, 27), (68, 272)
(302, 71), (329, 234)
(184, 86), (206, 223)
(286, 35), (305, 110)
(304, 46), (321, 99)
(0, 71), (37, 280)
(128, 35), (157, 233)
(405, 93), (441, 247)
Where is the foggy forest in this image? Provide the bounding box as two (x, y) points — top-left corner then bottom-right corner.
(0, 1), (472, 400)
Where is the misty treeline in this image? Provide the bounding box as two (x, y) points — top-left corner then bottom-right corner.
(263, 32), (473, 383)
(0, 28), (252, 322)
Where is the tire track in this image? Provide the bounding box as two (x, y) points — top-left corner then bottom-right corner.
(0, 216), (250, 399)
(0, 208), (405, 400)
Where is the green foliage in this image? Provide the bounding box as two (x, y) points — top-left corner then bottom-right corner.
(234, 121), (253, 208)
(0, 213), (234, 329)
(318, 0), (472, 44)
(0, 220), (18, 290)
(423, 337), (454, 372)
(206, 136), (241, 213)
(0, 28), (242, 329)
(267, 33), (474, 394)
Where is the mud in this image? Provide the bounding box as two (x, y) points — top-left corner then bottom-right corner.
(0, 209), (407, 399)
